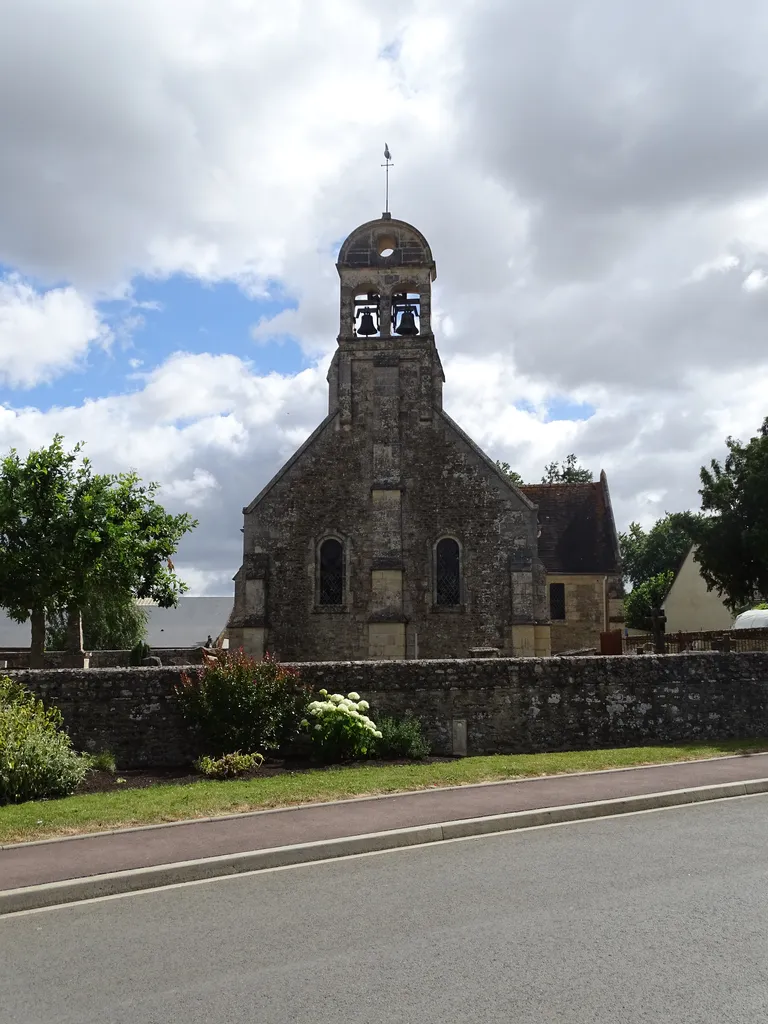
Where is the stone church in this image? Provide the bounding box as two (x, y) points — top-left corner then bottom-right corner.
(227, 213), (623, 661)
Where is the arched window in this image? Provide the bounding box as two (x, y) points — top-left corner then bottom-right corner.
(354, 291), (380, 337)
(391, 291), (420, 336)
(319, 538), (344, 605)
(436, 538), (461, 606)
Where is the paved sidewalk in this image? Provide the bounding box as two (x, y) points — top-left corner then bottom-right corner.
(3, 752), (768, 894)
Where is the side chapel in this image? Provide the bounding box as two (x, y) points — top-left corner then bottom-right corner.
(228, 213), (623, 660)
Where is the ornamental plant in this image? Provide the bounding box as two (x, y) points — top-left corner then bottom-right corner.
(302, 690), (382, 763)
(373, 712), (430, 760)
(194, 751), (264, 779)
(176, 650), (309, 757)
(0, 677), (89, 804)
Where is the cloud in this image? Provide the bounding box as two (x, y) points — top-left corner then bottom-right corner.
(0, 0), (768, 588)
(0, 277), (110, 388)
(0, 351), (328, 593)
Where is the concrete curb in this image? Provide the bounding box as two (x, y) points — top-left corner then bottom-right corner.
(3, 778), (767, 915)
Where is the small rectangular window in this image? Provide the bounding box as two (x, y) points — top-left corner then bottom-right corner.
(549, 582), (566, 621)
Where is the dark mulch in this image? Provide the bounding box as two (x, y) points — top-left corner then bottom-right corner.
(77, 756), (454, 796)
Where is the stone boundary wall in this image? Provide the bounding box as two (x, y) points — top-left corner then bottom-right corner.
(6, 653), (768, 768)
(0, 647), (204, 670)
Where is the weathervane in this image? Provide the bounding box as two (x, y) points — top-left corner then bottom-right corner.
(381, 143), (393, 215)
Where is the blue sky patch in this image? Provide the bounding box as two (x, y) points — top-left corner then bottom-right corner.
(0, 272), (307, 411)
(544, 398), (595, 422)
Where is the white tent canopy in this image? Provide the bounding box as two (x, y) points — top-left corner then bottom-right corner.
(733, 608), (768, 630)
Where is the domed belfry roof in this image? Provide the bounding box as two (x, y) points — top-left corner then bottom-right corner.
(336, 215), (437, 280)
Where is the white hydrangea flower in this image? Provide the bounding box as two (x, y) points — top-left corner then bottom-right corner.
(300, 719), (309, 728)
(330, 693), (344, 703)
(318, 688), (328, 697)
(357, 700), (369, 711)
(374, 731), (383, 739)
(347, 692), (361, 702)
(314, 724), (322, 731)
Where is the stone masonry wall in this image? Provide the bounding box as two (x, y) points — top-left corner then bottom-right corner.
(548, 574), (606, 654)
(7, 667), (198, 768)
(0, 647), (204, 670)
(7, 652), (768, 768)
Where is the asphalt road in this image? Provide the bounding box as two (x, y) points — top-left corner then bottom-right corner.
(2, 796), (768, 1023)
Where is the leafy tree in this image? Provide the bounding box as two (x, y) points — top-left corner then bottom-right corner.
(694, 417), (768, 612)
(46, 594), (147, 651)
(0, 435), (197, 666)
(495, 460), (524, 486)
(624, 571), (675, 630)
(495, 455), (593, 486)
(542, 453), (593, 484)
(618, 511), (701, 588)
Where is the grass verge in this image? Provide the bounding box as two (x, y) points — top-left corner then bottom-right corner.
(1, 738), (766, 845)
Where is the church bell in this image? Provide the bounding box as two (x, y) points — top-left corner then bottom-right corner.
(356, 308), (378, 336)
(395, 307), (418, 335)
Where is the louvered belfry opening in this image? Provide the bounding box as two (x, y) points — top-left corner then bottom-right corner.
(436, 538), (461, 605)
(319, 538), (344, 605)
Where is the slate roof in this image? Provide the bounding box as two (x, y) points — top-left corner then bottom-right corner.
(520, 472), (621, 575)
(135, 596), (233, 648)
(0, 596), (234, 652)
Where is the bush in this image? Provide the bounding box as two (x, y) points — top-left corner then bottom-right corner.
(303, 690), (382, 763)
(85, 749), (117, 773)
(0, 677), (89, 804)
(374, 713), (431, 760)
(194, 751), (264, 779)
(176, 650), (309, 756)
(129, 641), (151, 666)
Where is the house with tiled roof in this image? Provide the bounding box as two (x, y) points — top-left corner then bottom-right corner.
(520, 471), (624, 653)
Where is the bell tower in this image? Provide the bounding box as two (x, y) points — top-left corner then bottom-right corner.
(327, 213), (444, 425)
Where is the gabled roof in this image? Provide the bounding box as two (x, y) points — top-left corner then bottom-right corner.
(0, 615), (32, 648)
(136, 596), (233, 648)
(0, 596), (233, 652)
(438, 410), (537, 511)
(243, 412), (337, 514)
(520, 472), (621, 575)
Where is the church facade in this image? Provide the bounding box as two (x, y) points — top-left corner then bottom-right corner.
(227, 213), (621, 661)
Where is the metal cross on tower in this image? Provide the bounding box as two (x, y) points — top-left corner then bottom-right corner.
(381, 143), (393, 214)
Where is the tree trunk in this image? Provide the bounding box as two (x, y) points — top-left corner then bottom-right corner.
(30, 607), (46, 669)
(66, 606), (84, 653)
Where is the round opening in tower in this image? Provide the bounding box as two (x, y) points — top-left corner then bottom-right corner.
(377, 234), (396, 258)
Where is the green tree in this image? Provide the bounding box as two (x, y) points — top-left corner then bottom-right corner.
(0, 435), (197, 666)
(618, 511), (701, 588)
(694, 417), (768, 611)
(495, 460), (524, 486)
(46, 594), (147, 651)
(542, 453), (593, 483)
(623, 570), (675, 630)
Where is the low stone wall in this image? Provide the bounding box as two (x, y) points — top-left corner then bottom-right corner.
(6, 653), (768, 768)
(0, 647), (203, 670)
(6, 667), (197, 768)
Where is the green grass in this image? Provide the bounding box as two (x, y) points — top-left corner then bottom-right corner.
(1, 738), (766, 845)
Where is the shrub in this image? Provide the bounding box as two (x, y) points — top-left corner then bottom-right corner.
(85, 749), (117, 773)
(176, 650), (309, 756)
(194, 751), (264, 779)
(129, 641), (151, 666)
(0, 677), (89, 804)
(374, 713), (431, 760)
(303, 690), (382, 763)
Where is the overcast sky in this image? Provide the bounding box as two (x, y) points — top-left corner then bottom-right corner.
(1, 0), (767, 594)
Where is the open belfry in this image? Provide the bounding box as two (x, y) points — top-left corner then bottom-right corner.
(226, 205), (575, 661)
